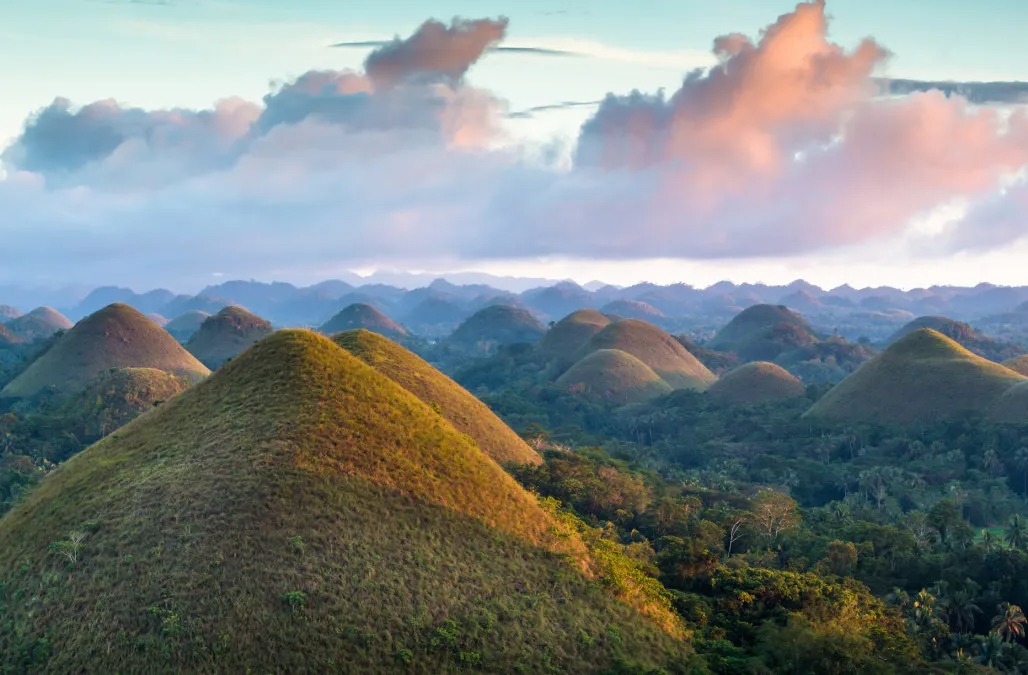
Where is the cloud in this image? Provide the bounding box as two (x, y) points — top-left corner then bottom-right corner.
(878, 78), (1028, 105)
(334, 40), (580, 58)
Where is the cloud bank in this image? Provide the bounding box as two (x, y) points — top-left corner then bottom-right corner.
(1, 1), (1027, 286)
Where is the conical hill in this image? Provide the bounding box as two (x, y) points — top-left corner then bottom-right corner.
(707, 362), (805, 405)
(556, 349), (673, 404)
(0, 303), (209, 400)
(0, 330), (687, 672)
(4, 306), (73, 342)
(165, 310), (211, 343)
(1002, 355), (1028, 377)
(186, 306), (274, 369)
(333, 329), (541, 466)
(805, 329), (1025, 424)
(708, 304), (818, 362)
(537, 309), (611, 372)
(581, 319), (716, 391)
(319, 303), (408, 339)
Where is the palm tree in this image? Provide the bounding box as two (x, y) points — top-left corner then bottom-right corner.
(1015, 446), (1028, 496)
(1006, 514), (1027, 550)
(977, 632), (1006, 668)
(981, 529), (996, 553)
(942, 589), (982, 634)
(991, 602), (1027, 643)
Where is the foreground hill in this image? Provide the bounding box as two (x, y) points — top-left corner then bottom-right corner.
(319, 303), (408, 339)
(556, 349), (672, 404)
(0, 331), (686, 672)
(1003, 355), (1028, 376)
(581, 319), (716, 391)
(805, 329), (1025, 425)
(449, 304), (545, 349)
(164, 310), (210, 343)
(186, 306), (274, 369)
(0, 304), (210, 400)
(707, 362), (806, 405)
(886, 315), (1025, 362)
(708, 304), (819, 362)
(333, 329), (541, 466)
(3, 306), (72, 342)
(537, 309), (612, 372)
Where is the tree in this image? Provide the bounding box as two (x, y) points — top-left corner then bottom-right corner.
(940, 588), (982, 635)
(991, 603), (1027, 643)
(1015, 446), (1028, 496)
(826, 540), (858, 576)
(749, 489), (800, 549)
(1006, 514), (1027, 550)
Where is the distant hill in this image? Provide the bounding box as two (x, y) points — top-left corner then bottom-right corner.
(601, 299), (666, 322)
(146, 313), (169, 327)
(581, 319), (716, 391)
(54, 367), (191, 438)
(991, 381), (1028, 423)
(0, 324), (21, 347)
(709, 304), (819, 362)
(537, 309), (612, 372)
(556, 349), (673, 404)
(4, 307), (72, 342)
(0, 305), (21, 321)
(164, 310), (210, 343)
(1002, 355), (1028, 377)
(520, 281), (593, 319)
(186, 306), (274, 370)
(707, 362), (806, 405)
(333, 330), (541, 466)
(449, 305), (545, 349)
(805, 329), (1026, 425)
(399, 296), (468, 336)
(886, 315), (1026, 362)
(0, 303), (210, 400)
(0, 330), (686, 671)
(319, 303), (408, 339)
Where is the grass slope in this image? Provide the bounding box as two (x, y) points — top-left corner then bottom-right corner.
(582, 319), (716, 391)
(319, 303), (408, 339)
(0, 331), (687, 672)
(333, 329), (541, 466)
(449, 305), (545, 347)
(805, 329), (1026, 425)
(186, 306), (274, 369)
(708, 304), (819, 362)
(557, 349), (673, 404)
(0, 304), (209, 400)
(537, 309), (612, 371)
(0, 324), (21, 347)
(707, 362), (806, 405)
(164, 310), (210, 343)
(4, 307), (73, 342)
(600, 300), (665, 321)
(991, 381), (1028, 423)
(885, 315), (1023, 361)
(54, 367), (191, 437)
(1002, 355), (1028, 376)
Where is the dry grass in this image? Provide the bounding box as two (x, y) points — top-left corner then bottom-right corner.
(1002, 355), (1028, 376)
(707, 362), (806, 405)
(0, 330), (689, 672)
(556, 349), (672, 405)
(537, 309), (611, 374)
(708, 304), (818, 362)
(186, 306), (273, 369)
(4, 307), (72, 343)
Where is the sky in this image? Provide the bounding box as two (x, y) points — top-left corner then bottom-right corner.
(2, 0), (1028, 292)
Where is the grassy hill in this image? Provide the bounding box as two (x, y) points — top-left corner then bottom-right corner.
(991, 381), (1028, 423)
(319, 303), (408, 339)
(4, 307), (73, 342)
(537, 309), (612, 372)
(600, 300), (665, 322)
(556, 349), (673, 404)
(886, 315), (1025, 362)
(708, 304), (819, 362)
(449, 305), (546, 349)
(0, 305), (21, 321)
(1001, 355), (1028, 377)
(186, 306), (274, 370)
(805, 329), (1026, 425)
(707, 362), (806, 405)
(54, 367), (191, 438)
(0, 331), (688, 672)
(333, 329), (541, 466)
(582, 319), (716, 391)
(164, 310), (210, 343)
(0, 303), (210, 400)
(0, 323), (21, 347)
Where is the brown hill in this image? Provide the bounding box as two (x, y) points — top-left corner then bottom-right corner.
(581, 319), (716, 391)
(319, 303), (408, 339)
(707, 362), (806, 405)
(449, 305), (546, 349)
(4, 306), (73, 342)
(709, 304), (819, 362)
(537, 309), (612, 372)
(186, 306), (274, 369)
(164, 310), (210, 343)
(556, 349), (672, 404)
(1002, 355), (1028, 377)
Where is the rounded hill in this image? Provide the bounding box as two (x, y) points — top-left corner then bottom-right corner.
(885, 315), (1022, 361)
(0, 330), (687, 672)
(0, 303), (210, 400)
(805, 329), (1025, 425)
(1002, 355), (1028, 377)
(556, 349), (672, 404)
(319, 303), (408, 339)
(537, 309), (612, 370)
(707, 362), (806, 405)
(582, 319), (716, 391)
(333, 329), (541, 466)
(991, 381), (1028, 423)
(600, 299), (665, 321)
(708, 304), (819, 362)
(186, 306), (274, 370)
(54, 367), (191, 438)
(0, 305), (21, 321)
(4, 306), (73, 342)
(449, 304), (545, 348)
(164, 310), (210, 343)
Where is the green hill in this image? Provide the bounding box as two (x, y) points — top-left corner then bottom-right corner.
(600, 300), (665, 322)
(164, 310), (210, 343)
(707, 362), (806, 405)
(0, 304), (210, 400)
(1002, 355), (1028, 376)
(319, 303), (408, 339)
(708, 304), (819, 362)
(449, 305), (545, 349)
(186, 306), (274, 369)
(0, 331), (687, 672)
(556, 349), (673, 404)
(886, 315), (1024, 362)
(991, 381), (1028, 423)
(581, 319), (716, 391)
(333, 329), (541, 466)
(4, 306), (73, 342)
(805, 329), (1026, 425)
(537, 309), (611, 372)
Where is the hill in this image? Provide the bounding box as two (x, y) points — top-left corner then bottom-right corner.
(537, 309), (612, 372)
(0, 323), (21, 347)
(991, 381), (1028, 423)
(886, 315), (1025, 362)
(805, 329), (1026, 425)
(186, 306), (274, 370)
(707, 362), (806, 405)
(0, 305), (21, 321)
(164, 310), (210, 343)
(0, 304), (210, 400)
(0, 330), (687, 672)
(556, 349), (673, 404)
(319, 303), (408, 340)
(146, 313), (169, 327)
(582, 319), (716, 391)
(449, 304), (545, 349)
(1002, 355), (1028, 376)
(708, 304), (819, 362)
(332, 329), (541, 466)
(4, 306), (72, 342)
(600, 299), (666, 322)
